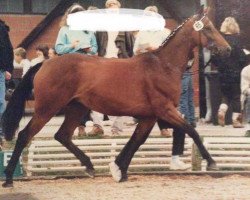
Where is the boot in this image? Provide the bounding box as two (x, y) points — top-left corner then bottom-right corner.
(111, 127), (121, 136)
(218, 104), (228, 127)
(160, 129), (172, 137)
(78, 126), (86, 136)
(87, 124), (104, 136)
(218, 111), (226, 127)
(232, 113), (244, 128)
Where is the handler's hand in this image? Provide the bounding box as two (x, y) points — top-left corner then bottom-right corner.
(5, 71), (11, 80)
(72, 40), (80, 48)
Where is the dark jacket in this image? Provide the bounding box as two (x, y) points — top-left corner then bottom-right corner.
(211, 33), (247, 84)
(95, 31), (134, 58)
(0, 20), (14, 73)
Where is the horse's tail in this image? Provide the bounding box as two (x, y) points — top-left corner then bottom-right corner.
(2, 62), (43, 141)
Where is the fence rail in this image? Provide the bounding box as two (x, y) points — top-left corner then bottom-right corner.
(27, 138), (193, 176)
(202, 137), (250, 171)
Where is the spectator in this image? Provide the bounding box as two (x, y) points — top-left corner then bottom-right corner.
(133, 5), (190, 170)
(241, 64), (250, 135)
(87, 6), (98, 10)
(211, 17), (247, 128)
(31, 44), (49, 66)
(55, 4), (97, 56)
(48, 47), (58, 59)
(133, 5), (171, 137)
(55, 3), (97, 136)
(170, 50), (196, 170)
(14, 47), (31, 77)
(89, 0), (135, 136)
(179, 51), (196, 128)
(0, 19), (14, 148)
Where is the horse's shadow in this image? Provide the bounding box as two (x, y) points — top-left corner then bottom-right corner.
(0, 193), (38, 200)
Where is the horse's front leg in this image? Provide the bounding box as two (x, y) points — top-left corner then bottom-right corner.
(109, 117), (156, 182)
(157, 105), (218, 170)
(3, 115), (49, 188)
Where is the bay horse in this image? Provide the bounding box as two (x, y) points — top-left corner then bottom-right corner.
(2, 9), (230, 187)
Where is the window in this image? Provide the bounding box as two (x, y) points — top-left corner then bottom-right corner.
(32, 0), (61, 14)
(0, 0), (23, 13)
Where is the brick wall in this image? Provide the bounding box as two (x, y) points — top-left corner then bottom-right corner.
(0, 14), (61, 59)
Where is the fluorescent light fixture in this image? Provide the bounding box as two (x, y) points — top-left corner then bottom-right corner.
(67, 8), (165, 31)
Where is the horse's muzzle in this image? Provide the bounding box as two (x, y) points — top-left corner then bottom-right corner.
(210, 44), (231, 57)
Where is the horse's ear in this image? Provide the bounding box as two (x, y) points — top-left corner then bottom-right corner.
(196, 5), (204, 17)
(204, 7), (210, 16)
(195, 5), (210, 20)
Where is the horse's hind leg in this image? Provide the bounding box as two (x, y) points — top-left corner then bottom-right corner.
(3, 114), (51, 187)
(158, 106), (217, 170)
(54, 101), (94, 177)
(110, 117), (156, 182)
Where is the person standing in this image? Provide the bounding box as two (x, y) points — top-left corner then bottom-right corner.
(55, 3), (98, 136)
(89, 0), (134, 136)
(55, 4), (97, 56)
(241, 64), (250, 135)
(0, 19), (14, 148)
(179, 54), (196, 128)
(133, 5), (190, 170)
(133, 5), (171, 137)
(211, 17), (247, 128)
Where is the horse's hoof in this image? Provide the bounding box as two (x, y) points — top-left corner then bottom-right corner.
(207, 162), (219, 171)
(120, 175), (128, 182)
(109, 161), (122, 182)
(85, 168), (95, 178)
(2, 181), (13, 188)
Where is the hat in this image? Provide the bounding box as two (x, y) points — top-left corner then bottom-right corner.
(105, 0), (121, 8)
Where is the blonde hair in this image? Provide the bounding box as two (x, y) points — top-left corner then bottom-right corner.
(105, 0), (121, 8)
(220, 17), (240, 34)
(88, 6), (98, 10)
(144, 6), (158, 13)
(14, 47), (26, 59)
(59, 3), (84, 27)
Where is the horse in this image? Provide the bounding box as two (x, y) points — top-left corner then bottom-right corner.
(2, 9), (231, 187)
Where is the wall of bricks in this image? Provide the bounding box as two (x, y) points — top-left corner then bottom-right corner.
(0, 14), (61, 59)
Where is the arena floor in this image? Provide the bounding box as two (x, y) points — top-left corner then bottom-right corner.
(1, 174), (250, 200)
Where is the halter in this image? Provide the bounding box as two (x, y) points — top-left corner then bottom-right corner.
(193, 15), (206, 31)
(160, 17), (190, 47)
(160, 14), (207, 48)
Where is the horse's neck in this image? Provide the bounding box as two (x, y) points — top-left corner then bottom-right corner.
(156, 23), (196, 75)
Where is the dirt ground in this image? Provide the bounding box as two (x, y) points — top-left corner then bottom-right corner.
(1, 174), (250, 200)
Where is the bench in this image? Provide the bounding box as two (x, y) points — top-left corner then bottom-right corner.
(202, 137), (250, 171)
(27, 138), (193, 176)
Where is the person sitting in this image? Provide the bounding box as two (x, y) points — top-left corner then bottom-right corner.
(31, 44), (49, 66)
(48, 47), (58, 59)
(14, 47), (31, 77)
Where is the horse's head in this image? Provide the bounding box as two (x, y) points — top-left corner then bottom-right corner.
(191, 7), (231, 56)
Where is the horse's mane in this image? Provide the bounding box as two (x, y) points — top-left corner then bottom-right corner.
(159, 17), (191, 48)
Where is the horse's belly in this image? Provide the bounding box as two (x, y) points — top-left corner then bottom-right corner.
(83, 97), (154, 117)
